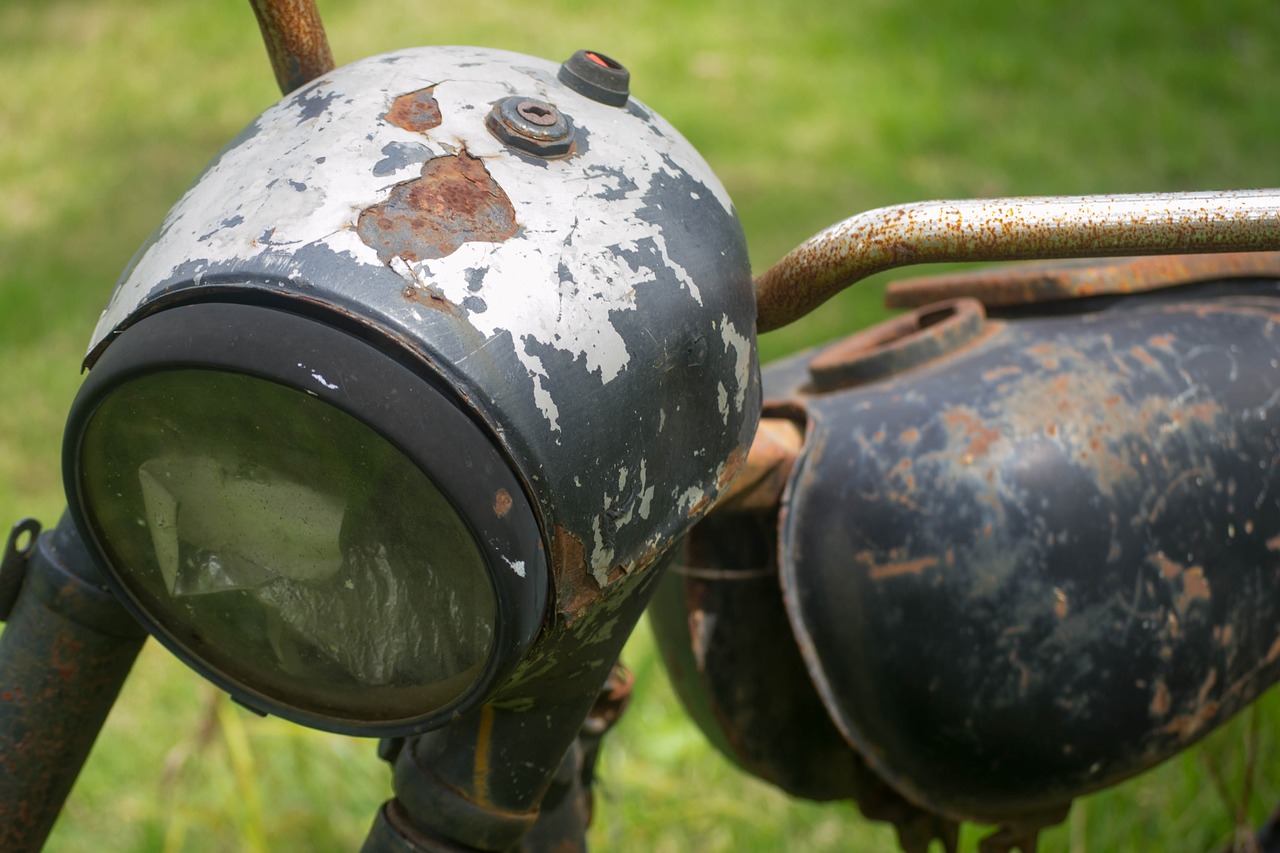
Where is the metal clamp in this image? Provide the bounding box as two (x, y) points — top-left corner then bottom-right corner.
(0, 518), (41, 621)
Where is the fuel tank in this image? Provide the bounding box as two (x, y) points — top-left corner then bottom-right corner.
(651, 259), (1280, 833)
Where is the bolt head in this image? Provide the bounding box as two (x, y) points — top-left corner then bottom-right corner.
(486, 97), (575, 157)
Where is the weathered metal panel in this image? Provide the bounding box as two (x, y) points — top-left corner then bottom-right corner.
(774, 283), (1280, 822)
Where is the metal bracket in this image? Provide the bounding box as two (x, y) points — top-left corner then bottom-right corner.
(0, 518), (42, 621)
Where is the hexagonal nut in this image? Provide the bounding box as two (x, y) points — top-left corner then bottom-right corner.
(485, 97), (575, 158)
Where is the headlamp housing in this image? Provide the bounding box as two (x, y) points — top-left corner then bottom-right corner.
(64, 45), (759, 735)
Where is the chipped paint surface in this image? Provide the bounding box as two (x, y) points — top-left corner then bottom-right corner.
(89, 45), (759, 639)
(772, 291), (1280, 823)
(93, 47), (742, 427)
(357, 152), (519, 263)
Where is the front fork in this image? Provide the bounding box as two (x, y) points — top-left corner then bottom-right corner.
(0, 515), (146, 851)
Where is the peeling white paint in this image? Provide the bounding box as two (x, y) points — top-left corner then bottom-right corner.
(716, 381), (729, 424)
(590, 515), (615, 580)
(720, 315), (754, 414)
(520, 348), (562, 433)
(503, 557), (527, 578)
(92, 47), (739, 442)
(637, 460), (654, 520)
(297, 362), (339, 389)
(676, 484), (708, 514)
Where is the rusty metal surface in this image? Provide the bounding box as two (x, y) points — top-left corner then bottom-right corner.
(716, 418), (804, 512)
(0, 519), (145, 851)
(358, 153), (520, 265)
(807, 297), (988, 393)
(754, 190), (1280, 332)
(886, 251), (1280, 309)
(248, 0), (335, 95)
(385, 87), (443, 134)
(770, 286), (1280, 823)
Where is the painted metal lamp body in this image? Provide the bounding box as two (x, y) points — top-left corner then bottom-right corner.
(71, 45), (759, 735)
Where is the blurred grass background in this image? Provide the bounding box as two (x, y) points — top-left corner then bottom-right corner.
(2, 0), (1280, 850)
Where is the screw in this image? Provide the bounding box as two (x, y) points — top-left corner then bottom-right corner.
(516, 100), (559, 127)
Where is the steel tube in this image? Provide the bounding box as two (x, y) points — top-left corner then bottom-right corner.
(754, 189), (1280, 332)
(248, 0), (335, 95)
(0, 515), (146, 851)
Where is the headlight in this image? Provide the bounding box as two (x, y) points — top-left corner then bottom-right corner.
(65, 301), (546, 734)
(61, 44), (758, 738)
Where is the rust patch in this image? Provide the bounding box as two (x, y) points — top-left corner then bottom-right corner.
(402, 283), (463, 316)
(899, 427), (921, 444)
(942, 408), (1002, 459)
(718, 445), (747, 490)
(385, 87), (442, 133)
(885, 252), (1280, 310)
(358, 152), (519, 265)
(551, 522), (587, 574)
(1160, 704), (1220, 740)
(493, 489), (512, 518)
(717, 420), (802, 513)
(686, 491), (714, 519)
(552, 523), (600, 620)
(1267, 532), (1280, 552)
(867, 554), (939, 581)
(1150, 679), (1171, 716)
(1267, 634), (1280, 665)
(1151, 552), (1182, 580)
(1178, 567), (1211, 610)
(982, 365), (1021, 382)
(1129, 346), (1158, 369)
(1052, 588), (1068, 619)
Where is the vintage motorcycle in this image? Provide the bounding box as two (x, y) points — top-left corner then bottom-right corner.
(2, 2), (1280, 852)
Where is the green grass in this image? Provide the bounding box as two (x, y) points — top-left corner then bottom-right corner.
(3, 0), (1280, 850)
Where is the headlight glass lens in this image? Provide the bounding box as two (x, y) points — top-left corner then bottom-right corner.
(78, 368), (495, 722)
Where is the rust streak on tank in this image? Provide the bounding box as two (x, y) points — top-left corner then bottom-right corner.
(1150, 679), (1171, 716)
(982, 365), (1021, 382)
(1129, 346), (1158, 369)
(868, 555), (940, 581)
(1151, 552), (1183, 580)
(943, 408), (1002, 459)
(1178, 567), (1211, 609)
